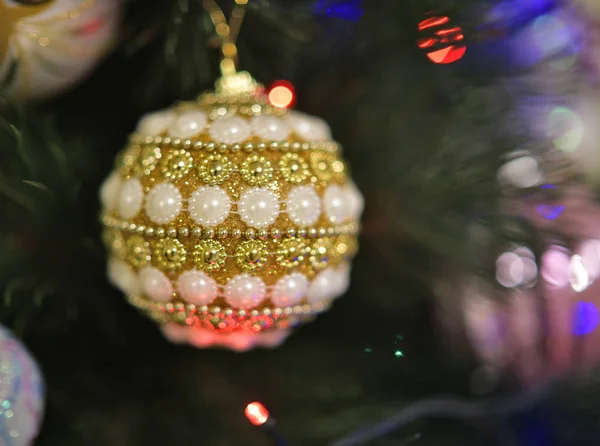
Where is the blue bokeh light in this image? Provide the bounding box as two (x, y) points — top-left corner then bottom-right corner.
(536, 185), (565, 220)
(573, 301), (599, 336)
(314, 0), (364, 22)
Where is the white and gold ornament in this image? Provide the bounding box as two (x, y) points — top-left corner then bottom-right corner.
(0, 0), (121, 100)
(100, 85), (363, 350)
(99, 0), (363, 351)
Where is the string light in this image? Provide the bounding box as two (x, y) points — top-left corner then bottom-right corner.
(245, 402), (269, 426)
(268, 81), (295, 108)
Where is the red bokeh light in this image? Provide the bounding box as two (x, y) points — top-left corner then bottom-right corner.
(245, 402), (269, 426)
(268, 81), (295, 108)
(417, 15), (466, 64)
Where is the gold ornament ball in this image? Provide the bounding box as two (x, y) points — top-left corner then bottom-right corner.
(100, 78), (364, 351)
(0, 0), (121, 100)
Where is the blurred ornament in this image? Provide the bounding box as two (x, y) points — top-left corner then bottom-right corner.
(0, 325), (44, 445)
(417, 15), (466, 64)
(0, 0), (121, 100)
(99, 0), (363, 351)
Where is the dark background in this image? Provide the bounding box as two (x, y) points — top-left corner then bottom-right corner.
(3, 0), (600, 444)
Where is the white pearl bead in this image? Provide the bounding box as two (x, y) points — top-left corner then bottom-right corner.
(139, 266), (173, 302)
(344, 181), (364, 221)
(323, 184), (348, 223)
(251, 115), (291, 141)
(188, 186), (231, 226)
(287, 111), (331, 141)
(307, 268), (337, 302)
(286, 185), (322, 226)
(168, 110), (207, 139)
(238, 187), (280, 228)
(100, 172), (122, 211)
(145, 183), (183, 224)
(209, 116), (251, 144)
(177, 270), (218, 305)
(332, 263), (351, 297)
(224, 274), (266, 309)
(107, 259), (139, 296)
(271, 273), (309, 307)
(137, 109), (175, 135)
(118, 178), (144, 219)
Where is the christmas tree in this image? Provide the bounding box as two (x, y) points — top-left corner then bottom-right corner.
(2, 0), (600, 444)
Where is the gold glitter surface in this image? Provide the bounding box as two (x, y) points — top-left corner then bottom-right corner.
(101, 91), (361, 333)
(240, 155), (273, 186)
(125, 235), (151, 268)
(198, 153), (233, 185)
(193, 240), (226, 271)
(279, 153), (310, 184)
(154, 238), (187, 271)
(235, 240), (268, 271)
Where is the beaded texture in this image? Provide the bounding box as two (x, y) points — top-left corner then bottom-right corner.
(100, 87), (363, 350)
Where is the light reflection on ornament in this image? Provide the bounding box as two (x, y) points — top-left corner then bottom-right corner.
(547, 107), (584, 153)
(573, 301), (599, 336)
(417, 15), (466, 64)
(268, 81), (295, 108)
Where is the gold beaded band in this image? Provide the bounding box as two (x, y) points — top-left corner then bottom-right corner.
(101, 214), (359, 240)
(127, 135), (341, 154)
(128, 294), (331, 332)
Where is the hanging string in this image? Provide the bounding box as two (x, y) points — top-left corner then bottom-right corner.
(202, 0), (248, 79)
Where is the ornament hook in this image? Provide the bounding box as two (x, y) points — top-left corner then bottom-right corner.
(203, 0), (258, 97)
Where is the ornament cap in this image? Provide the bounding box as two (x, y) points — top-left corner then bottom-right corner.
(215, 71), (261, 98)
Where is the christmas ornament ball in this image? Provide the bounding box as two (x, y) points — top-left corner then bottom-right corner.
(0, 325), (44, 445)
(0, 0), (121, 100)
(100, 75), (363, 351)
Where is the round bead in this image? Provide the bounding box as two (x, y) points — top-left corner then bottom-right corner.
(286, 111), (331, 141)
(344, 181), (364, 221)
(286, 185), (322, 226)
(100, 172), (122, 211)
(251, 115), (291, 141)
(137, 109), (175, 135)
(238, 187), (280, 228)
(168, 110), (208, 139)
(118, 178), (144, 219)
(209, 116), (251, 144)
(271, 273), (309, 307)
(224, 274), (267, 309)
(139, 267), (173, 302)
(107, 259), (139, 296)
(323, 184), (348, 223)
(176, 270), (218, 305)
(145, 183), (183, 224)
(188, 186), (231, 226)
(307, 268), (338, 302)
(332, 263), (351, 297)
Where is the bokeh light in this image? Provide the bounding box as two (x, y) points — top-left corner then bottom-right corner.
(547, 107), (584, 153)
(541, 245), (571, 288)
(245, 402), (269, 426)
(568, 255), (590, 292)
(573, 302), (599, 336)
(417, 16), (466, 64)
(268, 81), (295, 108)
